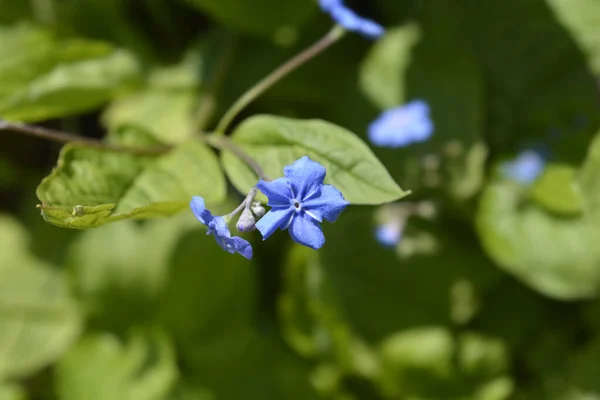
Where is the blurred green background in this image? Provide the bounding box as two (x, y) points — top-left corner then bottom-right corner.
(1, 0), (600, 399)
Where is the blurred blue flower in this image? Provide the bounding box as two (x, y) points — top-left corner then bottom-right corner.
(256, 156), (350, 250)
(375, 221), (403, 247)
(501, 150), (546, 185)
(368, 100), (434, 148)
(318, 0), (384, 39)
(190, 196), (253, 260)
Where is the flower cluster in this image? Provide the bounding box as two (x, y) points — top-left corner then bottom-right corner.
(190, 157), (350, 259)
(318, 0), (384, 39)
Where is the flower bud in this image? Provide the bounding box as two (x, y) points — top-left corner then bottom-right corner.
(236, 208), (256, 232)
(250, 201), (266, 218)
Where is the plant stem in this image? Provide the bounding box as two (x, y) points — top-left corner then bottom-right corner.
(204, 134), (269, 181)
(214, 25), (346, 135)
(0, 120), (169, 155)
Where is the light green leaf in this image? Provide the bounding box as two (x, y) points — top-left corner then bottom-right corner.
(180, 0), (313, 38)
(530, 164), (583, 216)
(56, 329), (178, 400)
(0, 384), (27, 400)
(359, 23), (421, 110)
(378, 327), (512, 399)
(103, 57), (202, 145)
(0, 215), (81, 380)
(578, 131), (600, 226)
(548, 0), (600, 75)
(0, 24), (140, 122)
(36, 139), (225, 229)
(221, 115), (408, 204)
(476, 180), (600, 300)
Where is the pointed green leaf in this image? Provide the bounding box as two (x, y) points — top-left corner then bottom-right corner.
(0, 24), (140, 122)
(476, 180), (600, 300)
(36, 140), (225, 229)
(530, 164), (583, 216)
(56, 329), (178, 400)
(221, 115), (408, 205)
(0, 215), (81, 380)
(578, 131), (600, 226)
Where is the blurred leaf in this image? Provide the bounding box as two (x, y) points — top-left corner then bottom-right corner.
(220, 115), (408, 204)
(0, 384), (27, 400)
(456, 0), (599, 151)
(56, 329), (178, 400)
(476, 180), (600, 299)
(179, 0), (313, 38)
(157, 229), (318, 399)
(360, 23), (421, 110)
(0, 24), (140, 122)
(530, 164), (583, 216)
(68, 215), (195, 330)
(103, 54), (203, 145)
(548, 0), (600, 75)
(319, 207), (502, 342)
(36, 140), (225, 228)
(578, 131), (600, 226)
(378, 327), (512, 399)
(0, 215), (81, 380)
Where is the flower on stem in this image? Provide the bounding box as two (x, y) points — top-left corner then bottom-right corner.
(368, 100), (434, 148)
(501, 150), (546, 185)
(255, 156), (349, 250)
(318, 0), (384, 39)
(190, 196), (253, 260)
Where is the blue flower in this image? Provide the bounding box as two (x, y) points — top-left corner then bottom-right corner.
(368, 100), (434, 148)
(375, 222), (403, 247)
(190, 196), (253, 260)
(255, 156), (350, 250)
(318, 0), (384, 39)
(501, 150), (546, 185)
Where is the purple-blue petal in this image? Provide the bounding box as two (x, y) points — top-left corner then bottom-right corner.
(283, 156), (326, 199)
(501, 150), (546, 185)
(211, 216), (231, 238)
(289, 215), (325, 250)
(375, 223), (402, 247)
(231, 237), (253, 260)
(368, 100), (434, 148)
(257, 178), (292, 207)
(359, 19), (385, 39)
(256, 207), (295, 240)
(302, 184), (350, 223)
(190, 196), (214, 226)
(318, 0), (342, 12)
(321, 1), (385, 40)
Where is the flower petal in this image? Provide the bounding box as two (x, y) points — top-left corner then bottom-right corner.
(257, 178), (292, 206)
(231, 237), (253, 260)
(289, 215), (325, 250)
(256, 207), (294, 240)
(283, 156), (326, 199)
(211, 216), (231, 238)
(190, 196), (213, 226)
(303, 185), (350, 223)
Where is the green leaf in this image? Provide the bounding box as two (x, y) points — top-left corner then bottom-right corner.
(0, 215), (82, 380)
(0, 24), (140, 122)
(67, 215), (196, 330)
(55, 329), (178, 400)
(548, 0), (600, 75)
(378, 327), (512, 399)
(180, 0), (313, 38)
(359, 23), (421, 110)
(0, 384), (27, 400)
(476, 180), (600, 300)
(103, 56), (202, 145)
(36, 139), (225, 229)
(578, 131), (600, 226)
(530, 164), (583, 216)
(221, 115), (408, 204)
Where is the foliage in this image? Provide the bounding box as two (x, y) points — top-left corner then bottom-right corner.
(1, 0), (600, 399)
